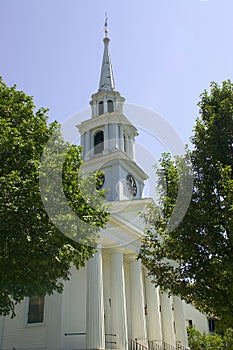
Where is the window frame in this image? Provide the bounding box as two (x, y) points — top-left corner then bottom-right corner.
(123, 133), (127, 153)
(98, 101), (104, 115)
(107, 99), (114, 113)
(26, 295), (45, 326)
(94, 130), (104, 155)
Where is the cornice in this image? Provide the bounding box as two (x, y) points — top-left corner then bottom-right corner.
(80, 150), (149, 180)
(76, 112), (138, 136)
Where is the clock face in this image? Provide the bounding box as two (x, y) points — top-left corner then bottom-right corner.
(126, 174), (137, 197)
(96, 173), (105, 190)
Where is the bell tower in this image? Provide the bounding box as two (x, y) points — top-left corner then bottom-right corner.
(77, 19), (147, 201)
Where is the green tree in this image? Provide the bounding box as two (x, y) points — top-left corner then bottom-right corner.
(187, 326), (205, 350)
(187, 327), (224, 350)
(0, 78), (109, 317)
(224, 328), (233, 350)
(139, 80), (233, 327)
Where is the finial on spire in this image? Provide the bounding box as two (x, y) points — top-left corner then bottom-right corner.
(104, 13), (108, 37)
(98, 14), (115, 92)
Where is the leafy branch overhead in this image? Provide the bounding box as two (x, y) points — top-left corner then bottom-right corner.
(0, 78), (109, 317)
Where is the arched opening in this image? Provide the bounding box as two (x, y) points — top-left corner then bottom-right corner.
(94, 130), (104, 154)
(107, 100), (114, 113)
(98, 101), (104, 115)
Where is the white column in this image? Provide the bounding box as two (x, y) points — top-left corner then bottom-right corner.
(103, 95), (107, 113)
(130, 259), (147, 346)
(132, 139), (136, 161)
(94, 99), (97, 117)
(126, 137), (130, 157)
(173, 296), (189, 347)
(129, 137), (134, 159)
(115, 98), (119, 113)
(80, 133), (84, 148)
(84, 132), (87, 159)
(111, 250), (128, 350)
(84, 131), (91, 160)
(86, 247), (105, 349)
(119, 126), (124, 151)
(119, 100), (123, 114)
(160, 292), (176, 347)
(90, 130), (94, 156)
(91, 100), (96, 118)
(145, 277), (163, 344)
(115, 124), (119, 149)
(104, 124), (109, 154)
(110, 124), (117, 150)
(109, 124), (115, 151)
(80, 134), (85, 159)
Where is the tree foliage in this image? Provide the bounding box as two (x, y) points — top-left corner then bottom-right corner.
(187, 326), (233, 350)
(187, 326), (225, 350)
(139, 80), (233, 327)
(0, 78), (109, 317)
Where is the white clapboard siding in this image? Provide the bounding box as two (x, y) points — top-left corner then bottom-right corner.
(1, 297), (47, 349)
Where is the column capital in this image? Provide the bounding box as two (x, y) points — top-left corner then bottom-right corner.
(126, 253), (138, 263)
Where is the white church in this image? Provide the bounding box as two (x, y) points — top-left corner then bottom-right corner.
(0, 25), (210, 350)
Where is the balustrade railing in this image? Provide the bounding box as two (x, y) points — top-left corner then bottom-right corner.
(148, 339), (190, 350)
(162, 341), (177, 350)
(176, 341), (190, 350)
(63, 334), (189, 350)
(148, 339), (165, 350)
(130, 338), (148, 350)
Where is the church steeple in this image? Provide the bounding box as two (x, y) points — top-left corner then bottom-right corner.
(98, 16), (115, 92)
(77, 19), (148, 201)
(89, 17), (125, 119)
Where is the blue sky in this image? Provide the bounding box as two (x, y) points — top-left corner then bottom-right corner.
(1, 0), (233, 147)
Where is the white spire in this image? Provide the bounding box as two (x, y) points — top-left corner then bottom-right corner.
(98, 16), (115, 92)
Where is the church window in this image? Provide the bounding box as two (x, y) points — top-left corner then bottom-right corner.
(188, 319), (193, 327)
(94, 130), (104, 154)
(98, 101), (104, 115)
(27, 295), (45, 324)
(107, 100), (114, 113)
(123, 133), (127, 152)
(208, 318), (215, 332)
